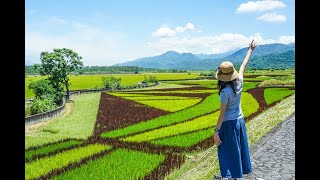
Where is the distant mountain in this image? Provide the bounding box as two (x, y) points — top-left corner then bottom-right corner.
(114, 51), (207, 70)
(114, 43), (295, 70)
(195, 48), (239, 59)
(234, 50), (295, 69)
(221, 43), (295, 64)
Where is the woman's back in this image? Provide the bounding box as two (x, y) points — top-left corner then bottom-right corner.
(219, 75), (244, 121)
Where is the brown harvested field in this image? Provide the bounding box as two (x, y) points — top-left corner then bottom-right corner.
(93, 92), (170, 137)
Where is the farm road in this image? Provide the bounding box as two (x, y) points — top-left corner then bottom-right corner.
(241, 112), (295, 180)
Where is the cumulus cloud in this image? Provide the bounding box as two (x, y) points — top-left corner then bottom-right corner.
(175, 23), (195, 32)
(48, 16), (68, 25)
(257, 12), (287, 22)
(236, 0), (286, 14)
(278, 35), (295, 44)
(152, 27), (176, 38)
(152, 23), (199, 38)
(147, 32), (295, 54)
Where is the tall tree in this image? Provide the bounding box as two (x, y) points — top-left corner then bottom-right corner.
(35, 48), (84, 100)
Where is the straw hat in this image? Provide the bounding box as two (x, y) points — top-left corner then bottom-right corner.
(215, 61), (239, 82)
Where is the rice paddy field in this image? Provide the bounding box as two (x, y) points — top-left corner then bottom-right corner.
(25, 71), (295, 179)
(25, 73), (201, 98)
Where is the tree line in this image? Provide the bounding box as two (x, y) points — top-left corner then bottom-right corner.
(25, 65), (188, 75)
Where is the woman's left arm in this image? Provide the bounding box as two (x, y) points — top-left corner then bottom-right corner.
(213, 103), (227, 146)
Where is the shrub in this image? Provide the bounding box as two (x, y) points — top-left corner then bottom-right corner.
(25, 106), (32, 116)
(30, 98), (57, 115)
(101, 76), (122, 91)
(29, 79), (55, 100)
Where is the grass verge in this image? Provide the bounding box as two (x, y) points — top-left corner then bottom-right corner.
(25, 93), (101, 149)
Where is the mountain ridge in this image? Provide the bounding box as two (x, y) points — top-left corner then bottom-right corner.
(114, 43), (295, 70)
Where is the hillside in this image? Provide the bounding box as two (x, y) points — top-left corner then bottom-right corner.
(112, 43), (295, 70)
(234, 50), (295, 69)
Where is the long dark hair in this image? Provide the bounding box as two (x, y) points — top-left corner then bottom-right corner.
(217, 79), (237, 95)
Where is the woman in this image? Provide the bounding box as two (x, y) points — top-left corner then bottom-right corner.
(213, 40), (258, 180)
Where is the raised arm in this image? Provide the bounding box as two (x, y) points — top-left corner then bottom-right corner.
(239, 40), (258, 78)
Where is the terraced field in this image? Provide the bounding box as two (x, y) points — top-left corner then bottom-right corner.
(25, 74), (295, 179)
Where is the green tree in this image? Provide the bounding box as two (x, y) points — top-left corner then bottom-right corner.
(35, 48), (84, 100)
(101, 76), (122, 91)
(148, 75), (158, 83)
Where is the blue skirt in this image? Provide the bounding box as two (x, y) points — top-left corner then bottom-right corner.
(217, 117), (252, 179)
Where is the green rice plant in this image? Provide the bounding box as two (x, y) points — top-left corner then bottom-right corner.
(121, 112), (219, 142)
(242, 82), (259, 91)
(25, 144), (111, 180)
(133, 99), (202, 112)
(108, 92), (154, 97)
(118, 90), (216, 94)
(53, 148), (166, 180)
(256, 75), (271, 79)
(25, 139), (83, 162)
(166, 80), (217, 88)
(241, 92), (260, 117)
(264, 88), (295, 105)
(244, 78), (265, 82)
(25, 73), (201, 98)
(126, 92), (258, 145)
(130, 82), (191, 90)
(151, 128), (214, 147)
(101, 93), (220, 138)
(119, 95), (194, 100)
(25, 93), (101, 149)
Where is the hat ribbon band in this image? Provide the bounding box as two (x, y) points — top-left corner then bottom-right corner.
(220, 70), (234, 75)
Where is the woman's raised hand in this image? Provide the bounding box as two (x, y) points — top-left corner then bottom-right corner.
(248, 39), (258, 52)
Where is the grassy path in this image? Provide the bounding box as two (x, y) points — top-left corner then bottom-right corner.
(25, 93), (101, 149)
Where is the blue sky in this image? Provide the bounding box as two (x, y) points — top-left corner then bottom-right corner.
(26, 0), (295, 66)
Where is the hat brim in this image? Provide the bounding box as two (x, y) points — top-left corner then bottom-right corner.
(215, 69), (239, 82)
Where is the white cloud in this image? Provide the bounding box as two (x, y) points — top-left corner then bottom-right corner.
(257, 12), (287, 22)
(236, 0), (286, 13)
(152, 23), (199, 38)
(175, 23), (195, 32)
(278, 35), (295, 44)
(152, 27), (176, 38)
(48, 16), (68, 25)
(147, 33), (295, 54)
